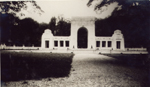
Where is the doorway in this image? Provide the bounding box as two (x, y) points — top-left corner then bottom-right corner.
(45, 40), (49, 48)
(117, 41), (121, 49)
(77, 27), (88, 48)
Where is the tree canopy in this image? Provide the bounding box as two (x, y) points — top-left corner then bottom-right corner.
(0, 13), (71, 46)
(88, 0), (150, 49)
(87, 0), (150, 11)
(0, 1), (44, 46)
(1, 1), (149, 49)
(0, 1), (43, 15)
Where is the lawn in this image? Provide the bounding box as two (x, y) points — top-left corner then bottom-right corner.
(103, 54), (150, 68)
(1, 51), (74, 81)
(1, 53), (150, 87)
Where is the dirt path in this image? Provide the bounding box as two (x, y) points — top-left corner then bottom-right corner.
(4, 54), (149, 87)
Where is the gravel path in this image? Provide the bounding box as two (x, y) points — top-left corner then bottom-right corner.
(3, 54), (149, 87)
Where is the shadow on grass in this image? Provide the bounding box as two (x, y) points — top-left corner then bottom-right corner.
(1, 51), (74, 82)
(92, 54), (150, 87)
(102, 54), (150, 68)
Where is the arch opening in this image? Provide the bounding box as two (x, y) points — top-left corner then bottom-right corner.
(77, 27), (88, 48)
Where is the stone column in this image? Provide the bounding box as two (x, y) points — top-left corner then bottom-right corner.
(49, 40), (50, 49)
(57, 40), (60, 48)
(64, 40), (65, 47)
(50, 39), (54, 49)
(106, 41), (108, 48)
(100, 41), (102, 49)
(121, 40), (125, 50)
(41, 39), (44, 48)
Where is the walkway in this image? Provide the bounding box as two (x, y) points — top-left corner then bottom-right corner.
(64, 54), (148, 87)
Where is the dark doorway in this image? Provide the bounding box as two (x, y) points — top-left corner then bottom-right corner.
(45, 40), (49, 48)
(54, 41), (58, 47)
(96, 41), (100, 47)
(78, 27), (88, 48)
(66, 41), (69, 47)
(117, 41), (121, 49)
(60, 41), (63, 47)
(108, 41), (111, 47)
(102, 41), (106, 47)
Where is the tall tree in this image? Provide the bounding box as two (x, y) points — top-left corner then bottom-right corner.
(0, 1), (43, 45)
(0, 1), (43, 15)
(36, 23), (49, 46)
(56, 17), (71, 36)
(49, 17), (56, 35)
(12, 18), (39, 46)
(0, 13), (19, 45)
(87, 0), (150, 11)
(88, 0), (150, 49)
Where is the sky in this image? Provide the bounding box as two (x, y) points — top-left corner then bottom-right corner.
(16, 0), (119, 23)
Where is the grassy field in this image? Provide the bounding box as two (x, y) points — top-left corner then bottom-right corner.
(103, 54), (150, 68)
(1, 51), (74, 81)
(1, 52), (150, 87)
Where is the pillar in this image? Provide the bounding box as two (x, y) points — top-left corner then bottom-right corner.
(106, 41), (108, 48)
(58, 40), (60, 48)
(121, 40), (125, 50)
(100, 41), (102, 49)
(64, 40), (65, 47)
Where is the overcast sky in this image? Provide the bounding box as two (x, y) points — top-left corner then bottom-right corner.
(16, 0), (119, 23)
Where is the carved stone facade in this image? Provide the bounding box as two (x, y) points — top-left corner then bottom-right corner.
(41, 17), (125, 50)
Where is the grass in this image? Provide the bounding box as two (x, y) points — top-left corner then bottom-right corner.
(1, 51), (74, 81)
(101, 54), (150, 87)
(2, 53), (150, 87)
(103, 54), (150, 68)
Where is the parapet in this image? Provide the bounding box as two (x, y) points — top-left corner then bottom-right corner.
(71, 16), (95, 22)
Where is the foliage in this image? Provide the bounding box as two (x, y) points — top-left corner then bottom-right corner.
(12, 18), (40, 46)
(95, 6), (150, 47)
(88, 0), (150, 48)
(49, 17), (56, 35)
(87, 0), (150, 11)
(55, 17), (71, 36)
(1, 51), (73, 81)
(48, 16), (71, 36)
(0, 1), (43, 15)
(0, 1), (44, 46)
(0, 14), (71, 46)
(0, 13), (20, 45)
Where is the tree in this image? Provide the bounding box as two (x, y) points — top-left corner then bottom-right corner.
(88, 0), (150, 49)
(36, 23), (49, 46)
(87, 0), (150, 11)
(11, 18), (39, 46)
(49, 17), (56, 35)
(0, 1), (43, 46)
(48, 16), (71, 36)
(0, 1), (43, 15)
(55, 17), (71, 36)
(0, 12), (21, 45)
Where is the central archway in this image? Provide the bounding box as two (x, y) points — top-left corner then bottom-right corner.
(77, 27), (88, 48)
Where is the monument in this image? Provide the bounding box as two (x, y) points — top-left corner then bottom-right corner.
(41, 17), (125, 50)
